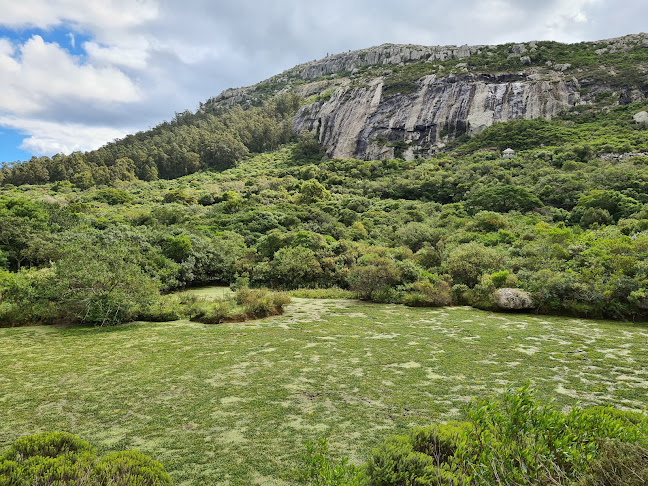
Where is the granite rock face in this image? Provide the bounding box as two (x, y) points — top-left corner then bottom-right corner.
(294, 73), (580, 159)
(206, 34), (648, 160)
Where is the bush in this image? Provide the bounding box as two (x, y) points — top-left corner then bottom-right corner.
(39, 243), (160, 326)
(235, 288), (291, 318)
(0, 432), (171, 486)
(348, 256), (402, 300)
(444, 242), (502, 287)
(296, 438), (359, 486)
(581, 440), (648, 486)
(466, 185), (543, 214)
(403, 279), (452, 307)
(289, 288), (355, 299)
(95, 450), (172, 486)
(305, 388), (648, 486)
(363, 425), (467, 486)
(453, 386), (648, 485)
(195, 301), (235, 324)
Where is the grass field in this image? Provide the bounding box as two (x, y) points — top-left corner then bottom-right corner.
(1, 291), (647, 485)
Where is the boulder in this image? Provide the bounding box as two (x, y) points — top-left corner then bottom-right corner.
(520, 56), (531, 65)
(493, 288), (534, 310)
(633, 111), (648, 125)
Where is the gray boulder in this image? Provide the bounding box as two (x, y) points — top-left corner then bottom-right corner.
(633, 111), (648, 125)
(493, 288), (534, 310)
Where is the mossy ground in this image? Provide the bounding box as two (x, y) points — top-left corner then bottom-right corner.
(1, 289), (647, 484)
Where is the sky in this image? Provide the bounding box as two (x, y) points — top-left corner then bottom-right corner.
(0, 0), (646, 163)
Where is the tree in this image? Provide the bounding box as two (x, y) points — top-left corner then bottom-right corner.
(43, 243), (160, 326)
(270, 246), (323, 288)
(297, 179), (331, 204)
(466, 185), (543, 214)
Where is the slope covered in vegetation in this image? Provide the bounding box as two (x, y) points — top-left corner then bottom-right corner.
(1, 91), (648, 324)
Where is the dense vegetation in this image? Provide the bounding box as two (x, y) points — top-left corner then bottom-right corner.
(0, 94), (300, 186)
(298, 387), (648, 485)
(1, 93), (648, 324)
(0, 432), (171, 485)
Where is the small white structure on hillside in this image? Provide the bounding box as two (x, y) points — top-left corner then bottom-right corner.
(502, 148), (516, 159)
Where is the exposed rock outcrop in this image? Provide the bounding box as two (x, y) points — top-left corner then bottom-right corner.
(294, 73), (580, 159)
(295, 43), (484, 80)
(206, 33), (648, 160)
(634, 111), (648, 125)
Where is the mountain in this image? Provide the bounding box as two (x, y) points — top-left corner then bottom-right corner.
(2, 33), (648, 324)
(1, 33), (648, 186)
(208, 33), (648, 159)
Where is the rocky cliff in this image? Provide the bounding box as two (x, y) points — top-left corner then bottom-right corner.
(293, 73), (579, 159)
(207, 33), (648, 160)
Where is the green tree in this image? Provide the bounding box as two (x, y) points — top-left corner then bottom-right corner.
(44, 243), (160, 326)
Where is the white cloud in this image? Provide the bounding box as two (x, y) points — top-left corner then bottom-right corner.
(84, 41), (149, 69)
(0, 115), (132, 155)
(0, 0), (158, 32)
(0, 35), (141, 116)
(0, 0), (646, 160)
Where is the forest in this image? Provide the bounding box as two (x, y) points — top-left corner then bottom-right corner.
(1, 91), (648, 325)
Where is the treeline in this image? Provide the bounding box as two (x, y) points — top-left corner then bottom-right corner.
(0, 93), (300, 187)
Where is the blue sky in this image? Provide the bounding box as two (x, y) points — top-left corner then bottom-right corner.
(1, 0), (647, 164)
(0, 25), (93, 162)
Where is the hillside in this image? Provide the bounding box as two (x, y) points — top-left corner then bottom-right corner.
(1, 34), (648, 325)
(1, 33), (648, 185)
(2, 33), (648, 485)
(211, 32), (648, 159)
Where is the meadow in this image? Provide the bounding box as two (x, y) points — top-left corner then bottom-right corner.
(1, 289), (647, 484)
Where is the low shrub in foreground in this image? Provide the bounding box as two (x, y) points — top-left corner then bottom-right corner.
(298, 386), (648, 485)
(0, 432), (171, 485)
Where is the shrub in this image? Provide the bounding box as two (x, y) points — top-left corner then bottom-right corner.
(348, 257), (402, 300)
(444, 242), (502, 287)
(194, 301), (235, 324)
(296, 438), (359, 486)
(0, 432), (171, 486)
(95, 450), (172, 486)
(288, 288), (355, 299)
(92, 188), (133, 205)
(450, 284), (471, 305)
(453, 386), (648, 485)
(235, 288), (291, 318)
(309, 388), (648, 486)
(466, 185), (543, 214)
(363, 425), (466, 486)
(270, 246), (323, 289)
(581, 440), (648, 486)
(42, 243), (160, 326)
(403, 279), (452, 307)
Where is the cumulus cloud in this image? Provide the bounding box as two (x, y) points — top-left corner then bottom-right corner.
(1, 36), (140, 113)
(0, 0), (646, 158)
(0, 0), (158, 32)
(0, 115), (132, 155)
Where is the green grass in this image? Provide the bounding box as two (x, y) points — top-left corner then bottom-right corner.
(175, 285), (234, 300)
(1, 290), (647, 484)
